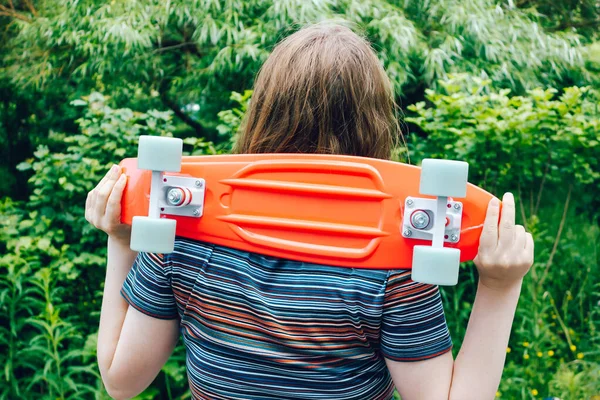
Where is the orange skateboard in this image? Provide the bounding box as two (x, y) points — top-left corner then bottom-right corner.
(119, 136), (496, 285)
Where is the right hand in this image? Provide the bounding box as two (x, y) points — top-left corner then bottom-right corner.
(85, 164), (131, 245)
(473, 192), (534, 291)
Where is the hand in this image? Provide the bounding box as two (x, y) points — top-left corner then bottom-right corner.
(474, 192), (534, 291)
(85, 164), (131, 246)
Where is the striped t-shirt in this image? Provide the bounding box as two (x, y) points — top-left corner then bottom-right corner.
(121, 237), (452, 400)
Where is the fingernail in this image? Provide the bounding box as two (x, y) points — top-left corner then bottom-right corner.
(491, 198), (500, 206)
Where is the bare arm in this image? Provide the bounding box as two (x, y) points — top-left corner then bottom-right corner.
(448, 279), (522, 399)
(386, 193), (534, 399)
(98, 238), (180, 399)
(386, 280), (522, 400)
(87, 165), (180, 399)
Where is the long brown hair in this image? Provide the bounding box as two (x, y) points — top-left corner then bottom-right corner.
(233, 23), (400, 160)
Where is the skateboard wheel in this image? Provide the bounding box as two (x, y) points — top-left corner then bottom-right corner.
(137, 135), (183, 172)
(130, 216), (176, 254)
(411, 246), (460, 286)
(419, 159), (468, 198)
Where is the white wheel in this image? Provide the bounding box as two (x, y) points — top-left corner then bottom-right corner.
(137, 135), (183, 172)
(130, 216), (177, 254)
(411, 246), (460, 286)
(419, 159), (468, 198)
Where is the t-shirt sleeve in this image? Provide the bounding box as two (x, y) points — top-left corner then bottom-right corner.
(380, 270), (453, 362)
(121, 252), (179, 320)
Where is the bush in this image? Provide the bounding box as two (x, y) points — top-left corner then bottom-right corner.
(405, 75), (600, 399)
(0, 93), (215, 399)
(406, 74), (599, 217)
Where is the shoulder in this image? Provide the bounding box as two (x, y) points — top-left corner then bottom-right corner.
(384, 270), (441, 303)
(170, 237), (216, 260)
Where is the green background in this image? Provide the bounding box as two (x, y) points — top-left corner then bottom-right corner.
(1, 1), (599, 399)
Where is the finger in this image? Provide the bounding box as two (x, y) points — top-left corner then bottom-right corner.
(96, 165), (120, 196)
(85, 192), (92, 222)
(105, 174), (127, 224)
(95, 165), (117, 192)
(89, 189), (97, 217)
(498, 192), (516, 249)
(525, 233), (534, 264)
(515, 225), (526, 248)
(95, 166), (121, 214)
(479, 197), (501, 251)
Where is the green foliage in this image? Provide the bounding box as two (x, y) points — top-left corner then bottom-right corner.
(3, 0), (592, 96)
(403, 75), (600, 399)
(517, 0), (600, 39)
(1, 2), (599, 397)
(216, 90), (252, 151)
(0, 94), (215, 399)
(406, 74), (600, 219)
(1, 0), (597, 199)
(441, 210), (600, 399)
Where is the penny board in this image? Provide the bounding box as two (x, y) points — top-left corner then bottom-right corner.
(119, 154), (494, 269)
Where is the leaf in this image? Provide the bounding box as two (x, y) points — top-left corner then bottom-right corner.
(16, 161), (32, 171)
(70, 99), (88, 107)
(36, 238), (52, 251)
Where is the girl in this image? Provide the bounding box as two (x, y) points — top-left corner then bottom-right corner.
(85, 23), (534, 400)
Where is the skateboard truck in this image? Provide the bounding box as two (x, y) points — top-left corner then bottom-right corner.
(129, 136), (186, 254)
(405, 159), (469, 286)
(402, 196), (462, 243)
(160, 176), (206, 218)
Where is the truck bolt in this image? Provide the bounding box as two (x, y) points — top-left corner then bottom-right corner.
(167, 188), (184, 206)
(410, 210), (430, 229)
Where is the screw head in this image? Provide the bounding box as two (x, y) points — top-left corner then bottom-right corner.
(450, 234), (459, 242)
(167, 188), (183, 206)
(453, 203), (461, 210)
(193, 209), (200, 216)
(195, 180), (203, 187)
(403, 229), (413, 237)
(406, 199), (414, 207)
(410, 210), (430, 229)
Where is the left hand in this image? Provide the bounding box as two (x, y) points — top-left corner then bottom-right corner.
(85, 164), (131, 246)
(474, 192), (534, 290)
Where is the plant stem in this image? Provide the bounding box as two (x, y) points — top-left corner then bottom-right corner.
(517, 182), (528, 231)
(534, 155), (551, 216)
(538, 184), (572, 287)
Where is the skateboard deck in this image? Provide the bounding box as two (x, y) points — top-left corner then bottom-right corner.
(119, 154), (494, 270)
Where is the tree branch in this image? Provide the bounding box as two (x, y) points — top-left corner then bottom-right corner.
(549, 18), (600, 32)
(161, 92), (205, 136)
(158, 80), (216, 141)
(22, 0), (37, 17)
(0, 4), (31, 22)
(153, 42), (198, 54)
